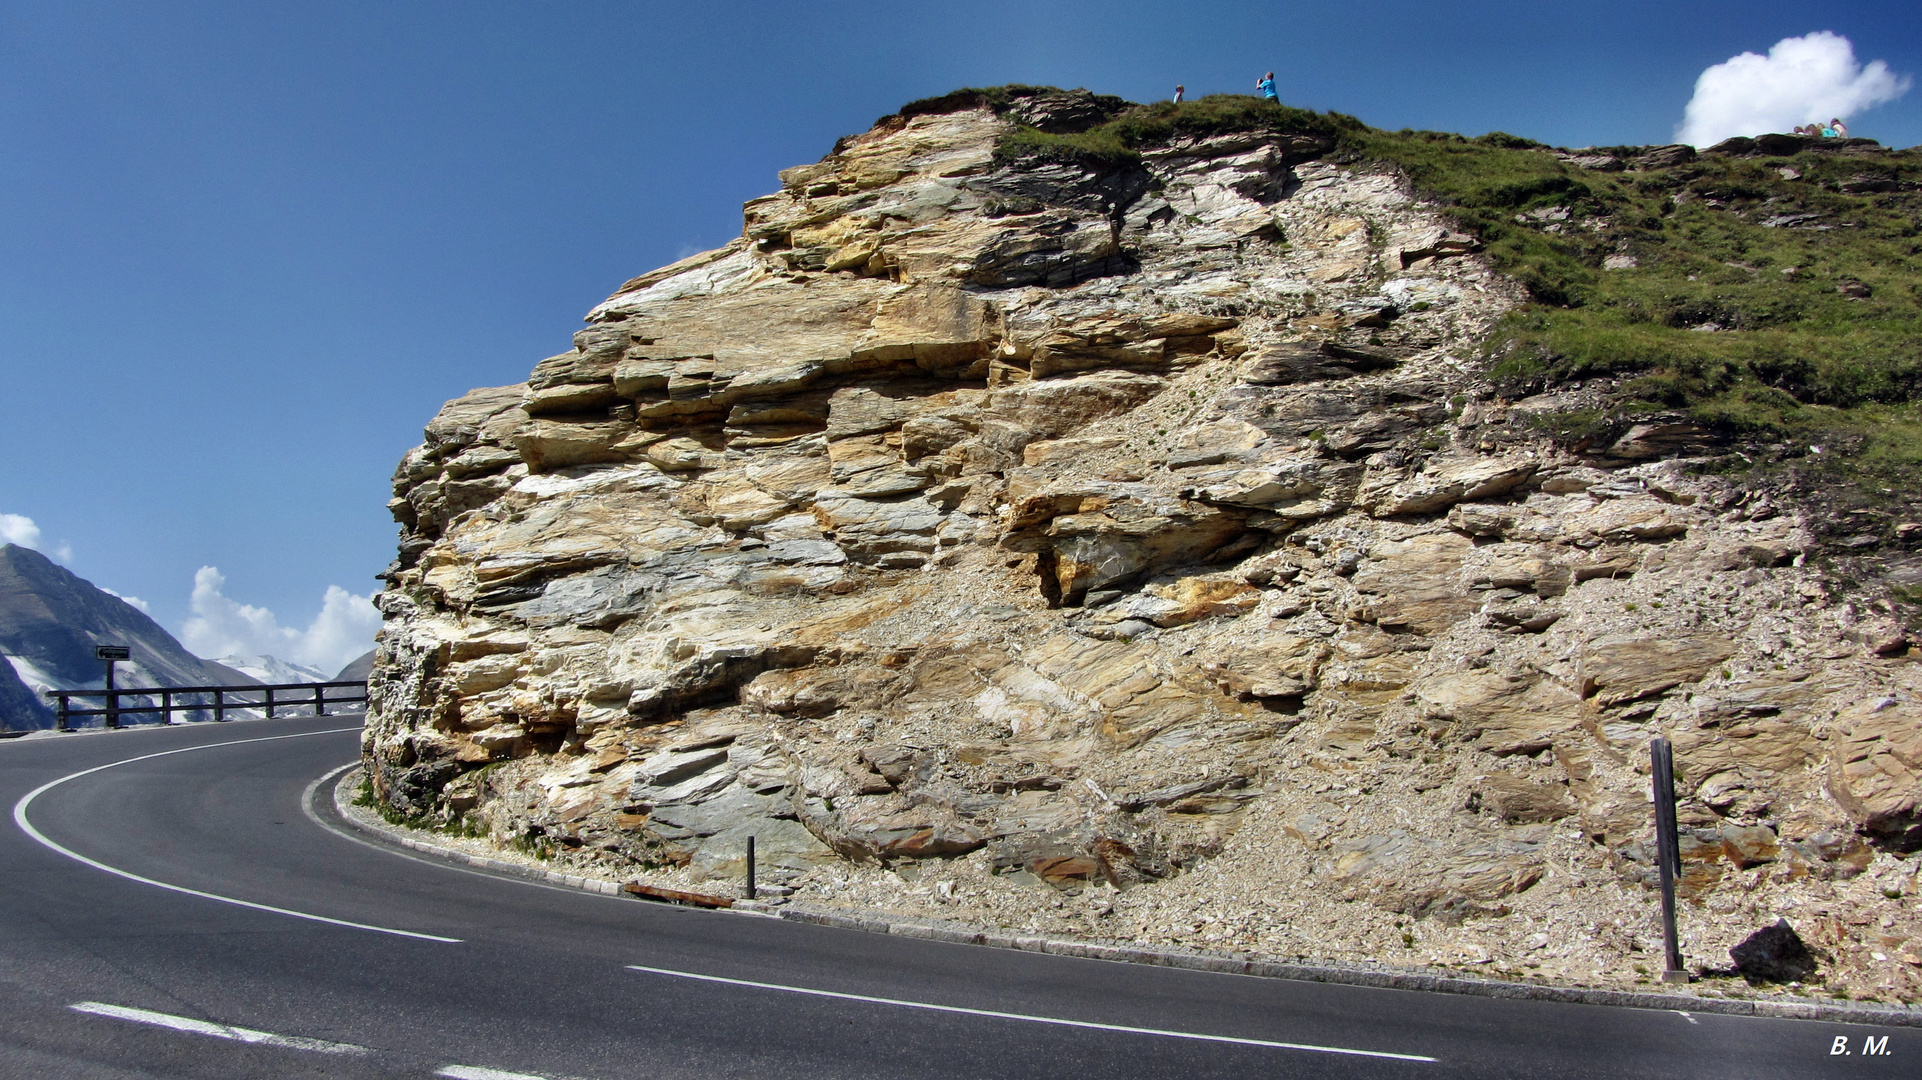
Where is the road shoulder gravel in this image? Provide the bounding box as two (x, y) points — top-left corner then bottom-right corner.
(325, 766), (1922, 1029)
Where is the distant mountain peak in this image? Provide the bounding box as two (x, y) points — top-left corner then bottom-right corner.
(214, 654), (326, 685)
(0, 543), (251, 729)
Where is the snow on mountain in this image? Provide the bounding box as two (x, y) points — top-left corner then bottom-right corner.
(213, 654), (328, 685)
(0, 543), (260, 729)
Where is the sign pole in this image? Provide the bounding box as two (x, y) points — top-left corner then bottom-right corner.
(94, 645), (130, 731)
(1651, 737), (1688, 984)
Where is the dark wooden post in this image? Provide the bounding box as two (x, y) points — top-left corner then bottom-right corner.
(54, 692), (69, 733)
(214, 688), (227, 722)
(1651, 737), (1688, 984)
(160, 689), (172, 726)
(104, 661), (118, 730)
(264, 687), (275, 720)
(314, 683), (325, 716)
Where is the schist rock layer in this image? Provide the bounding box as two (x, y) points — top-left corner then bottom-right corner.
(366, 88), (1922, 999)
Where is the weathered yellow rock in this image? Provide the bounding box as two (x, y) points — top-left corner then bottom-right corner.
(1828, 698), (1922, 846)
(362, 92), (1900, 981)
(1579, 634), (1734, 707)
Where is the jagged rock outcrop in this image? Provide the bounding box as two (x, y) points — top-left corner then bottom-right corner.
(366, 91), (1921, 1000)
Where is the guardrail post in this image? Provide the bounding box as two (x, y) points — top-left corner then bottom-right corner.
(159, 689), (172, 726)
(104, 666), (118, 730)
(54, 692), (69, 732)
(264, 687), (275, 720)
(314, 683), (325, 716)
(214, 688), (227, 722)
(1651, 737), (1688, 984)
(746, 835), (757, 900)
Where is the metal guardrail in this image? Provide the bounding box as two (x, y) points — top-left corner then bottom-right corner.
(43, 680), (368, 732)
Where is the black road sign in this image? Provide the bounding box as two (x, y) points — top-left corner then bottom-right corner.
(94, 645), (130, 661)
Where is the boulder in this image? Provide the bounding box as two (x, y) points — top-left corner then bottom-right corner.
(1827, 698), (1922, 849)
(1578, 635), (1734, 707)
(1353, 532), (1479, 635)
(1471, 774), (1575, 824)
(1361, 455), (1536, 517)
(1413, 670), (1582, 756)
(1729, 919), (1817, 984)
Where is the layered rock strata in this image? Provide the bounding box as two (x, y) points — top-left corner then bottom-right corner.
(369, 92), (1921, 1000)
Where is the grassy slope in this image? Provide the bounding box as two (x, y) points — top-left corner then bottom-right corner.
(1345, 127), (1922, 553)
(919, 87), (1922, 546)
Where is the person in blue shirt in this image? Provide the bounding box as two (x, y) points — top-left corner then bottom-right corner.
(1256, 72), (1278, 101)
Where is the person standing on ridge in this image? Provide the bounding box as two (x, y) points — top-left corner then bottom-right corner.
(1174, 84), (1185, 103)
(1831, 117), (1849, 138)
(1256, 71), (1278, 102)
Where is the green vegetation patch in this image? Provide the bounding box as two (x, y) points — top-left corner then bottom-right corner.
(897, 85), (1922, 526)
(1344, 129), (1922, 435)
(986, 90), (1361, 170)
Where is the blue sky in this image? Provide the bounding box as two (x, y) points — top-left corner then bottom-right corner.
(1, 1), (1916, 668)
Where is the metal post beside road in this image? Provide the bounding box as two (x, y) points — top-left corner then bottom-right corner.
(95, 644), (129, 730)
(746, 836), (757, 901)
(1650, 737), (1688, 984)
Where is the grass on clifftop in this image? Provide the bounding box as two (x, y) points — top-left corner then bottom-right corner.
(998, 95), (1363, 168)
(1345, 127), (1922, 510)
(896, 85), (1360, 169)
(903, 86), (1922, 528)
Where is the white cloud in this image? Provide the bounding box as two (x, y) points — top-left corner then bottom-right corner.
(99, 588), (151, 614)
(0, 514), (41, 550)
(1677, 31), (1911, 147)
(179, 566), (380, 675)
(0, 513), (72, 562)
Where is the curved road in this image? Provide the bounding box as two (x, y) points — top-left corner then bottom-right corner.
(0, 717), (1904, 1079)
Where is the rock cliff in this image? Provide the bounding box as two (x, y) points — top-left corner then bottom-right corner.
(368, 88), (1921, 1000)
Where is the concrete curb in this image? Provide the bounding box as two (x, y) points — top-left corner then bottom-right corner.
(328, 770), (1921, 1029)
(774, 906), (1922, 1028)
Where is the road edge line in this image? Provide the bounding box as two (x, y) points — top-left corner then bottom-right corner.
(625, 962), (1438, 1061)
(326, 767), (626, 899)
(12, 727), (462, 944)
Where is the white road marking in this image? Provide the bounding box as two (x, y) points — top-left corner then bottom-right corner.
(436, 1066), (565, 1080)
(301, 762), (638, 903)
(13, 727), (461, 943)
(70, 1001), (371, 1055)
(626, 964), (1438, 1062)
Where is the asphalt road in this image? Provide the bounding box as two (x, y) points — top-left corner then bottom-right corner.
(0, 716), (1908, 1079)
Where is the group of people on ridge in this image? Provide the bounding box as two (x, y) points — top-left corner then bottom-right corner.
(1170, 72), (1279, 106)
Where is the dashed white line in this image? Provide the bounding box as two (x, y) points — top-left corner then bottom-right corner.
(436, 1066), (556, 1080)
(70, 1001), (370, 1055)
(436, 1065), (599, 1080)
(626, 964), (1439, 1062)
(13, 727), (461, 943)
